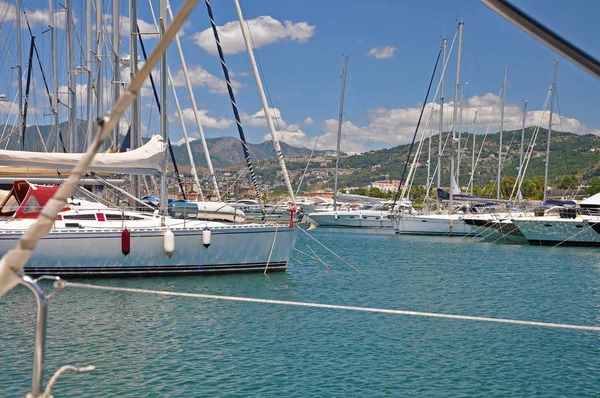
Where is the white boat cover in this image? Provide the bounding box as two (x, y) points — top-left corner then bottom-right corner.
(580, 192), (600, 206)
(0, 135), (166, 175)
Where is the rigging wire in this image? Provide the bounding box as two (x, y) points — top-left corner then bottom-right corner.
(392, 48), (441, 208)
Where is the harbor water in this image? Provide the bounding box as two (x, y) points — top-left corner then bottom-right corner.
(1, 229), (600, 396)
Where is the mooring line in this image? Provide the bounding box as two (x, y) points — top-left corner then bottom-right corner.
(58, 281), (600, 332)
(298, 227), (362, 274)
(307, 244), (332, 271)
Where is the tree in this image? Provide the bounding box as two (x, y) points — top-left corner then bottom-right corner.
(558, 175), (579, 190)
(500, 176), (516, 199)
(519, 178), (540, 199)
(587, 178), (600, 195)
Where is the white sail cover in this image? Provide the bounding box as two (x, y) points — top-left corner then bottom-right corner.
(0, 135), (166, 175)
(580, 192), (600, 206)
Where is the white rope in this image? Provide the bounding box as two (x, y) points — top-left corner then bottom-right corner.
(264, 222), (279, 274)
(58, 281), (600, 332)
(298, 227), (361, 274)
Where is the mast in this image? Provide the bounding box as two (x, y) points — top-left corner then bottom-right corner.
(130, 0), (140, 198)
(471, 111), (477, 195)
(147, 0), (202, 200)
(159, 0), (168, 215)
(426, 127), (431, 211)
(333, 56), (349, 211)
(66, 0), (77, 152)
(497, 67), (507, 199)
(112, 0), (120, 145)
(50, 0), (59, 152)
(166, 1), (218, 200)
(518, 100), (527, 199)
(456, 86), (464, 188)
(436, 37), (447, 211)
(96, 0), (104, 125)
(22, 37), (34, 150)
(86, 0), (94, 148)
(543, 60), (558, 202)
(233, 0), (295, 203)
(203, 0), (263, 207)
(449, 22), (464, 212)
(16, 0), (23, 144)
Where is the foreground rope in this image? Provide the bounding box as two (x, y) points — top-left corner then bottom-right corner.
(58, 281), (600, 332)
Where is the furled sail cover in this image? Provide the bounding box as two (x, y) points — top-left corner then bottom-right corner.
(0, 135), (165, 175)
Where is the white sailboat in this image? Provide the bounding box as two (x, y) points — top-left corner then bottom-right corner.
(394, 23), (475, 237)
(0, 0), (299, 276)
(307, 57), (395, 230)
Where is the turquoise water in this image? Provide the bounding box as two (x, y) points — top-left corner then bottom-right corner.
(2, 229), (600, 397)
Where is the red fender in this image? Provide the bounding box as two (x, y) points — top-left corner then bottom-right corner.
(121, 228), (131, 256)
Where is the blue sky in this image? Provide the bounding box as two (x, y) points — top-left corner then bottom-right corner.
(0, 0), (598, 154)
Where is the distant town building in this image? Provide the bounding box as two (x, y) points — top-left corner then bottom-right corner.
(370, 179), (401, 193)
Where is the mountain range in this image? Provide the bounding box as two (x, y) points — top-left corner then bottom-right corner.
(4, 122), (600, 190)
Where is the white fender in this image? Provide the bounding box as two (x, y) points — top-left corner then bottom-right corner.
(164, 229), (175, 258)
(202, 227), (211, 248)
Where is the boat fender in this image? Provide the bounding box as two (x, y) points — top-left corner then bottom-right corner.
(289, 203), (296, 228)
(164, 229), (175, 258)
(121, 228), (131, 256)
(334, 213), (338, 220)
(202, 227), (211, 248)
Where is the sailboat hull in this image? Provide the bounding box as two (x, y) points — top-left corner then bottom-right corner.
(394, 214), (476, 236)
(0, 224), (297, 276)
(308, 210), (393, 229)
(512, 217), (600, 247)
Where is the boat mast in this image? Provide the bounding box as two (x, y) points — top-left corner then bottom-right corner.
(471, 110), (477, 195)
(333, 56), (349, 211)
(496, 67), (507, 199)
(456, 86), (464, 188)
(449, 22), (463, 212)
(148, 0), (203, 200)
(543, 60), (558, 202)
(67, 0), (77, 152)
(50, 0), (59, 152)
(167, 1), (220, 201)
(22, 36), (34, 150)
(130, 0), (141, 198)
(233, 0), (296, 203)
(159, 0), (168, 216)
(436, 37), (447, 212)
(16, 0), (23, 145)
(86, 0), (94, 148)
(112, 0), (120, 146)
(96, 0), (104, 135)
(518, 100), (527, 200)
(203, 0), (263, 207)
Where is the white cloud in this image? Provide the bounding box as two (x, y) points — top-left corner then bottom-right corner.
(102, 15), (157, 39)
(366, 46), (397, 59)
(257, 93), (594, 154)
(193, 16), (315, 55)
(170, 65), (243, 95)
(175, 108), (233, 130)
(174, 136), (197, 146)
(0, 2), (68, 28)
(121, 16), (158, 38)
(0, 98), (19, 115)
(304, 117), (314, 125)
